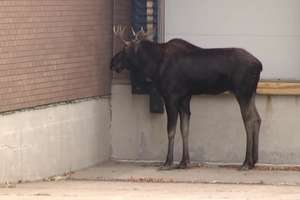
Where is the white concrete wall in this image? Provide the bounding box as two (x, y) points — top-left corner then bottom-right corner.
(111, 84), (300, 165)
(0, 98), (110, 183)
(164, 0), (300, 81)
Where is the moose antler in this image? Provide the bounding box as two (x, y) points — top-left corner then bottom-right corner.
(113, 25), (130, 45)
(130, 27), (146, 41)
(131, 27), (136, 37)
(134, 27), (153, 41)
(113, 25), (153, 44)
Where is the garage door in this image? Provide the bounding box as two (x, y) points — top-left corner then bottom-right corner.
(164, 0), (300, 81)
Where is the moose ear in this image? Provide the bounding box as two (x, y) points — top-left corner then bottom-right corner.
(134, 26), (155, 41)
(145, 32), (155, 41)
(124, 41), (131, 46)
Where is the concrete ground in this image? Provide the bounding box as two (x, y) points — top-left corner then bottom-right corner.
(70, 161), (300, 185)
(1, 180), (300, 200)
(1, 161), (300, 200)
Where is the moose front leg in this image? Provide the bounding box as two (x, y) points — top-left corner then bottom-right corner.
(177, 96), (192, 169)
(160, 99), (179, 170)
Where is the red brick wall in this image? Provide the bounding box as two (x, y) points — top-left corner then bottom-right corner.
(113, 0), (132, 81)
(0, 0), (113, 112)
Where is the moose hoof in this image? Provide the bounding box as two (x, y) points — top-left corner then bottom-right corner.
(158, 161), (175, 170)
(239, 162), (255, 171)
(176, 162), (190, 169)
(158, 165), (175, 171)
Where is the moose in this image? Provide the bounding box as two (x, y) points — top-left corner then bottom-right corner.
(111, 27), (262, 170)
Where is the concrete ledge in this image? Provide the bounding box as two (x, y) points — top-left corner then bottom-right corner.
(111, 84), (300, 165)
(0, 98), (111, 184)
(70, 161), (300, 186)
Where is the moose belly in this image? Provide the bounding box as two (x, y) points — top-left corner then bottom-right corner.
(188, 76), (232, 95)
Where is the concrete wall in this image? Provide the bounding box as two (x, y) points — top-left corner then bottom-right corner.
(111, 84), (300, 165)
(164, 0), (300, 81)
(0, 98), (110, 183)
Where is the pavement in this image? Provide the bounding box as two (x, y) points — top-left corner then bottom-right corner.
(69, 161), (300, 185)
(1, 161), (300, 200)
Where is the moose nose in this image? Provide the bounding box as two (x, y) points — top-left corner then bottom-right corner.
(110, 61), (122, 73)
(110, 59), (115, 70)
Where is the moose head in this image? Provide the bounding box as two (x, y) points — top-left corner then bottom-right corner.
(110, 26), (154, 74)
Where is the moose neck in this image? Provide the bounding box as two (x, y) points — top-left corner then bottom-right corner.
(135, 40), (163, 81)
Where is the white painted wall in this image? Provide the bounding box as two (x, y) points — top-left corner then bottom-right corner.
(3, 84), (300, 184)
(111, 84), (300, 165)
(164, 0), (300, 81)
(0, 98), (110, 183)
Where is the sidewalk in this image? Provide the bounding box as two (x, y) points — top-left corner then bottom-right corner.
(1, 161), (300, 200)
(70, 161), (300, 185)
(1, 180), (300, 200)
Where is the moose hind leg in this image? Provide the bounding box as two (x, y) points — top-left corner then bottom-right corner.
(251, 97), (261, 165)
(177, 96), (192, 169)
(238, 95), (260, 170)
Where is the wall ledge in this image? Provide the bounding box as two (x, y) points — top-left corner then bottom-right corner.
(112, 80), (300, 96)
(257, 81), (300, 95)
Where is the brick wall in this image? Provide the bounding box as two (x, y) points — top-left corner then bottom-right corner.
(113, 0), (132, 81)
(0, 0), (113, 113)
